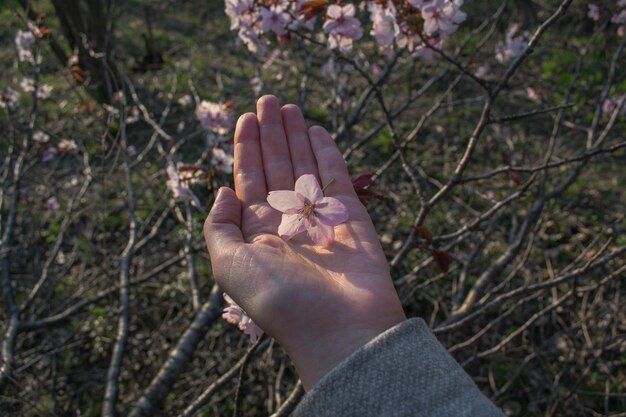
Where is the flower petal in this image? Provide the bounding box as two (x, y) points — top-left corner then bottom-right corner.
(294, 174), (323, 204)
(244, 321), (263, 343)
(222, 307), (243, 325)
(278, 213), (306, 240)
(314, 197), (349, 225)
(267, 190), (302, 214)
(305, 216), (335, 247)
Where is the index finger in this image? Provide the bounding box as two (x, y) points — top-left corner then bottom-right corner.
(234, 112), (267, 205)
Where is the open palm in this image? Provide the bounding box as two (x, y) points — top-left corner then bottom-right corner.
(204, 95), (405, 388)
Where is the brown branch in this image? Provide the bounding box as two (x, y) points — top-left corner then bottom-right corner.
(129, 286), (223, 417)
(435, 246), (626, 335)
(270, 381), (305, 417)
(102, 122), (137, 417)
(18, 253), (184, 332)
(177, 336), (270, 417)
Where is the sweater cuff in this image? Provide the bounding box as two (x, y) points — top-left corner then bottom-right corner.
(292, 318), (504, 417)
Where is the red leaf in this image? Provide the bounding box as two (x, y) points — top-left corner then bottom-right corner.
(37, 26), (52, 37)
(70, 65), (87, 85)
(300, 0), (329, 20)
(432, 249), (453, 274)
(352, 173), (387, 203)
(416, 226), (432, 244)
(508, 170), (522, 187)
(352, 173), (373, 189)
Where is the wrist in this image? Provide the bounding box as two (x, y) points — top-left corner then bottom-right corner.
(284, 314), (406, 390)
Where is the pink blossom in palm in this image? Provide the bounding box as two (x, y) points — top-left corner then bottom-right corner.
(267, 174), (349, 247)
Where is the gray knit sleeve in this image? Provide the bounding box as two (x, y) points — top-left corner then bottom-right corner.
(292, 318), (505, 417)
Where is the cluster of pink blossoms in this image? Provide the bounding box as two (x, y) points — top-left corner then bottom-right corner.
(15, 26), (39, 64)
(3, 22), (53, 110)
(20, 76), (53, 99)
(368, 0), (465, 57)
(588, 1), (626, 36)
(40, 139), (79, 163)
(165, 162), (205, 208)
(195, 100), (234, 136)
(224, 0), (466, 56)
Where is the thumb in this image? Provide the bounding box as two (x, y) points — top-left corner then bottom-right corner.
(204, 187), (244, 261)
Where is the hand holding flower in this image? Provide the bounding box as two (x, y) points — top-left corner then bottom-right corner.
(204, 95), (405, 389)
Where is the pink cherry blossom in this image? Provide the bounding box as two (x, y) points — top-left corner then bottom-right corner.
(408, 0), (438, 9)
(612, 9), (626, 25)
(369, 3), (399, 51)
(267, 174), (349, 247)
(526, 87), (540, 102)
(323, 4), (363, 52)
(322, 57), (340, 80)
(603, 98), (616, 114)
(249, 76), (263, 96)
(125, 106), (140, 124)
(33, 131), (50, 143)
(239, 27), (268, 53)
(588, 4), (600, 21)
(260, 5), (291, 36)
(210, 147), (234, 174)
(475, 65), (490, 77)
(1, 87), (20, 109)
(46, 196), (60, 212)
(195, 100), (234, 135)
(177, 94), (192, 107)
(225, 0), (256, 30)
(20, 77), (52, 99)
(222, 293), (263, 343)
(495, 23), (530, 63)
(58, 139), (78, 153)
(15, 29), (37, 64)
(165, 162), (202, 207)
(603, 96), (626, 115)
(421, 0), (465, 36)
(413, 37), (442, 61)
(20, 77), (36, 92)
(41, 147), (58, 162)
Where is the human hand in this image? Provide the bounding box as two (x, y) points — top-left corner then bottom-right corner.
(204, 95), (406, 389)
